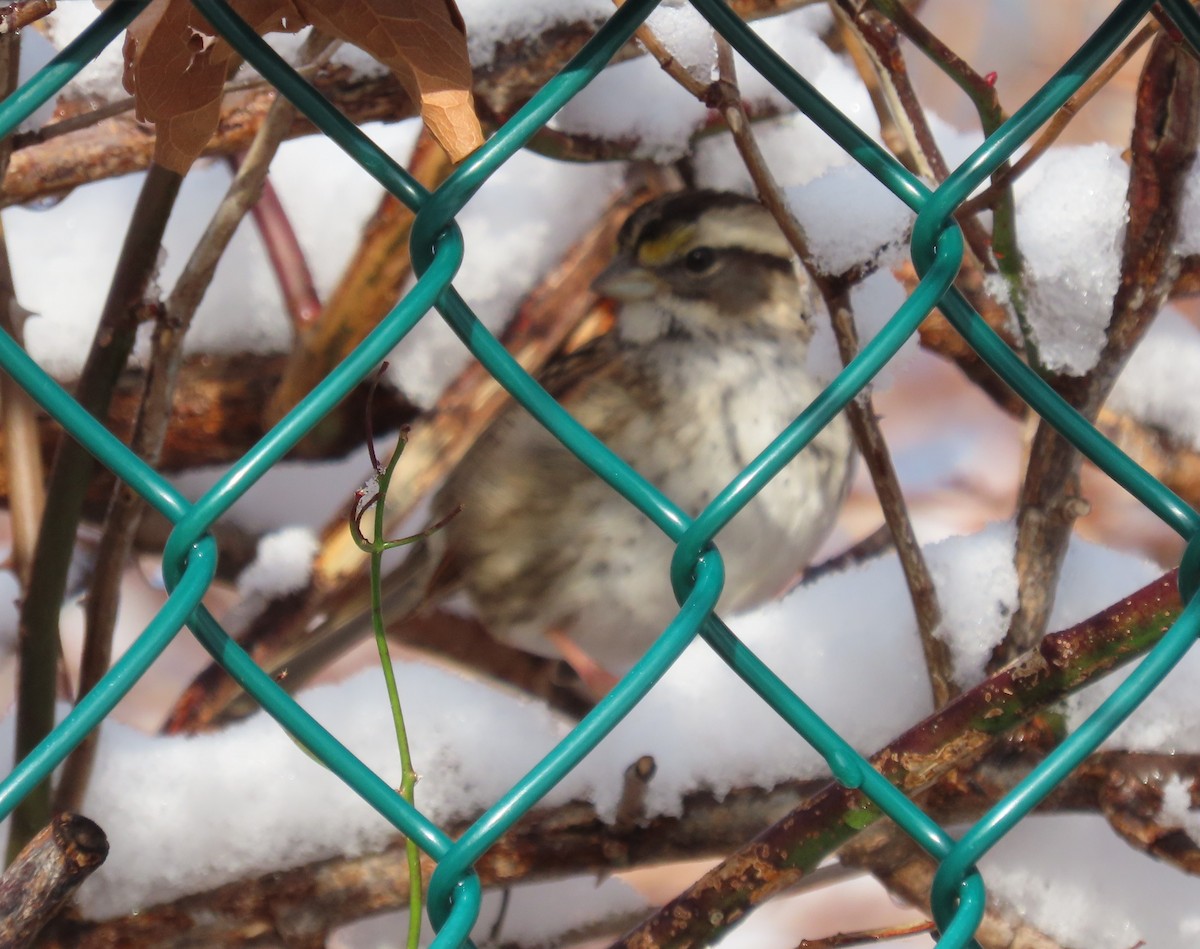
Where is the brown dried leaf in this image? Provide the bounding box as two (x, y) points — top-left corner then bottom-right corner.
(296, 0), (483, 162)
(122, 0), (298, 173)
(122, 0), (481, 174)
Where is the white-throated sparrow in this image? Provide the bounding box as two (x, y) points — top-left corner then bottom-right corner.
(294, 190), (854, 694)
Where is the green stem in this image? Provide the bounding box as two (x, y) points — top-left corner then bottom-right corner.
(869, 0), (1040, 372)
(368, 439), (423, 948)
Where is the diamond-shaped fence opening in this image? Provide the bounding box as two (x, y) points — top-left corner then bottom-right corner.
(0, 1), (1199, 947)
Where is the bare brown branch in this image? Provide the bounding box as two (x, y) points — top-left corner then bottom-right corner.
(0, 0), (54, 35)
(0, 350), (416, 506)
(0, 813), (107, 949)
(797, 919), (934, 948)
(1095, 751), (1200, 876)
(832, 0), (994, 268)
(1000, 33), (1200, 666)
(839, 826), (1067, 949)
(0, 1), (810, 208)
(39, 780), (826, 948)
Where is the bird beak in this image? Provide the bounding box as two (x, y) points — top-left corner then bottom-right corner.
(592, 254), (661, 302)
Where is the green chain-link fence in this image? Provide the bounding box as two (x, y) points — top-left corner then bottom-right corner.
(1, 0), (1199, 945)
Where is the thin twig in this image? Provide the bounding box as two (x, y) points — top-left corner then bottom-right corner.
(831, 0), (993, 270)
(10, 160), (182, 859)
(861, 0), (1037, 368)
(709, 38), (950, 706)
(796, 920), (934, 948)
(961, 18), (1160, 216)
(52, 32), (332, 816)
(613, 756), (657, 832)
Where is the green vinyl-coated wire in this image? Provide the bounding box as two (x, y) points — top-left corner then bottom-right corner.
(0, 1), (1197, 946)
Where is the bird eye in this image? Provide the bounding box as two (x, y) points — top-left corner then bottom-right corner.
(683, 246), (716, 274)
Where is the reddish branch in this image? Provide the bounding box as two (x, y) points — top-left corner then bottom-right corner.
(1000, 33), (1200, 665)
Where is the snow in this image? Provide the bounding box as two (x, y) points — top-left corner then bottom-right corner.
(554, 8), (876, 170)
(1109, 307), (1200, 453)
(64, 661), (581, 918)
(694, 13), (879, 191)
(927, 523), (1019, 686)
(644, 2), (717, 83)
(39, 4), (126, 104)
(0, 525), (1162, 926)
(1065, 617), (1200, 754)
(983, 855), (1142, 949)
(1014, 144), (1129, 376)
(786, 164), (914, 276)
(550, 53), (708, 163)
(3, 118), (616, 406)
(384, 150), (622, 408)
(5, 162), (294, 379)
(457, 0), (610, 67)
(236, 526), (319, 599)
(266, 122), (425, 300)
(1159, 775), (1200, 844)
(982, 814), (1197, 949)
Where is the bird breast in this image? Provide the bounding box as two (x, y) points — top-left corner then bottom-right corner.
(438, 334), (852, 670)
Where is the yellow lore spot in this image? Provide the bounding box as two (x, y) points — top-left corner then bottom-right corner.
(637, 225), (696, 266)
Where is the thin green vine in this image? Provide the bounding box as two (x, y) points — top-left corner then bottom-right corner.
(350, 366), (459, 949)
